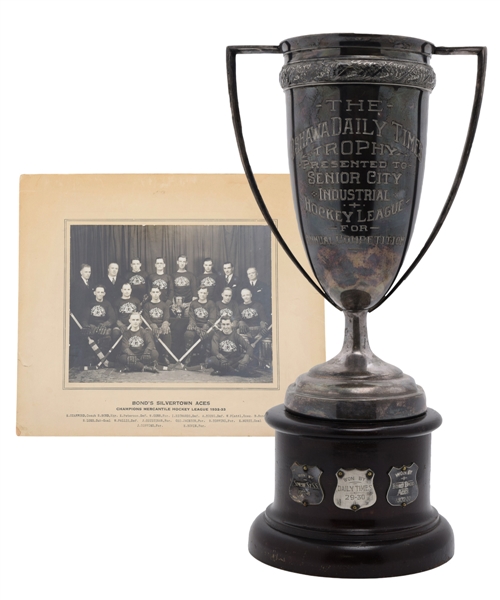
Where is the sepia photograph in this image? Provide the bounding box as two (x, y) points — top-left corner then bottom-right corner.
(17, 173), (326, 436)
(68, 223), (273, 385)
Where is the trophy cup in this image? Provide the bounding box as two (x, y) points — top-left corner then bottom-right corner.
(227, 34), (486, 578)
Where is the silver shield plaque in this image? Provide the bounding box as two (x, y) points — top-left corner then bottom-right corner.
(334, 468), (376, 511)
(387, 463), (419, 507)
(289, 462), (324, 506)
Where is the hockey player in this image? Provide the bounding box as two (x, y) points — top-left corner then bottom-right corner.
(113, 282), (142, 342)
(216, 287), (240, 329)
(124, 258), (149, 303)
(198, 257), (222, 301)
(173, 255), (197, 310)
(117, 312), (159, 373)
(170, 255), (196, 359)
(81, 284), (116, 364)
(184, 287), (217, 364)
(239, 288), (268, 338)
(148, 257), (173, 303)
(168, 295), (189, 358)
(206, 317), (254, 376)
(142, 285), (172, 365)
(239, 287), (272, 368)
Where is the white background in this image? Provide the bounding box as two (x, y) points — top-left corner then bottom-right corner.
(1, 0), (498, 597)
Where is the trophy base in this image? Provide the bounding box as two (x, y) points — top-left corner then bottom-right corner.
(249, 405), (454, 578)
(249, 511), (453, 579)
(284, 311), (427, 420)
(285, 379), (426, 421)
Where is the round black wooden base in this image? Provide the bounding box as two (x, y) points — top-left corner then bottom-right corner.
(249, 405), (454, 578)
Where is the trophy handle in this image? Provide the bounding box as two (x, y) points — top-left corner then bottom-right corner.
(372, 46), (487, 310)
(227, 45), (486, 312)
(226, 46), (338, 308)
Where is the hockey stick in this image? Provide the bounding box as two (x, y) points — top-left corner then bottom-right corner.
(178, 317), (222, 364)
(251, 323), (273, 348)
(70, 312), (109, 368)
(140, 315), (179, 363)
(96, 332), (124, 368)
(96, 308), (143, 368)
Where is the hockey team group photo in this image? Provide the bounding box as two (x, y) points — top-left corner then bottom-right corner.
(68, 223), (273, 384)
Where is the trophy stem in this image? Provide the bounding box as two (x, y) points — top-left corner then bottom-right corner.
(340, 310), (374, 370)
(343, 310), (368, 352)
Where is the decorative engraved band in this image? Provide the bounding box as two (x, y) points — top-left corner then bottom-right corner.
(280, 59), (436, 92)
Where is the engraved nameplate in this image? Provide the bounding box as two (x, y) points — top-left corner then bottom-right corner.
(387, 463), (419, 507)
(334, 468), (376, 511)
(289, 462), (324, 506)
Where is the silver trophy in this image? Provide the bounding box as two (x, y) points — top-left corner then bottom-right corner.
(227, 34), (486, 578)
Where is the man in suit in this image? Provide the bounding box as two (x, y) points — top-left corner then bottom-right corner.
(102, 262), (122, 305)
(245, 267), (271, 317)
(70, 263), (93, 320)
(222, 261), (240, 297)
(70, 263), (94, 367)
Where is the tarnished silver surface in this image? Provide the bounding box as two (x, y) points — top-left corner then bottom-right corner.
(334, 468), (376, 511)
(285, 310), (426, 420)
(387, 463), (419, 507)
(280, 59), (436, 92)
(279, 34), (431, 421)
(289, 462), (324, 506)
(228, 35), (485, 425)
